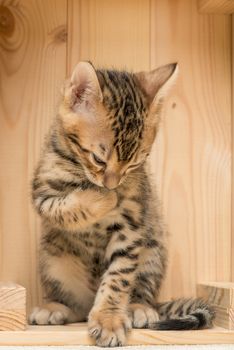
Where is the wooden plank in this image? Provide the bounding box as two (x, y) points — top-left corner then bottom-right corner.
(0, 0), (67, 311)
(0, 324), (233, 345)
(232, 14), (234, 282)
(67, 0), (150, 74)
(197, 282), (234, 308)
(198, 0), (234, 13)
(150, 0), (232, 301)
(0, 283), (26, 330)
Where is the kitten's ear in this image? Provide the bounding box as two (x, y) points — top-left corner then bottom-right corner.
(70, 61), (103, 110)
(135, 63), (178, 106)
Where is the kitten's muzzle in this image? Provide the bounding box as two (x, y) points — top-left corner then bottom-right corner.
(103, 172), (120, 190)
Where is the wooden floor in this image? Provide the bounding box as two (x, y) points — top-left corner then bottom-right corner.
(0, 323), (234, 346)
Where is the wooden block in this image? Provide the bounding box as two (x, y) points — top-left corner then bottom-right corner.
(197, 282), (234, 330)
(212, 305), (234, 330)
(0, 282), (26, 331)
(197, 282), (234, 309)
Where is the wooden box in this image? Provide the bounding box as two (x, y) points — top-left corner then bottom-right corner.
(0, 0), (234, 345)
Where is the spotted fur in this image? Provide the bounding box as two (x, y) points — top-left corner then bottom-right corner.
(29, 62), (214, 346)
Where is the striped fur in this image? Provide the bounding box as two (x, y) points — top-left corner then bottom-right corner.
(29, 62), (214, 346)
(97, 69), (146, 161)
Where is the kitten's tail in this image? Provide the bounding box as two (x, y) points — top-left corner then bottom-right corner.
(151, 298), (215, 330)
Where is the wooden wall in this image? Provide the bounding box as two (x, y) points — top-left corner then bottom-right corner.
(232, 13), (234, 281)
(0, 0), (232, 310)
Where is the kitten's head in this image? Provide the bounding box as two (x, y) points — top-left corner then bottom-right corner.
(59, 61), (178, 189)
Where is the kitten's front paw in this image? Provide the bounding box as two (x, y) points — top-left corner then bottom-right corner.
(88, 308), (131, 347)
(129, 303), (159, 328)
(29, 307), (66, 325)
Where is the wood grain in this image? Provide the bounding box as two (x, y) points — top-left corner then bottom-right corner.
(67, 0), (150, 74)
(0, 282), (26, 330)
(0, 324), (233, 345)
(232, 14), (234, 282)
(197, 282), (234, 308)
(0, 0), (233, 314)
(198, 0), (234, 13)
(213, 306), (234, 330)
(197, 282), (234, 329)
(150, 0), (232, 300)
(0, 0), (67, 310)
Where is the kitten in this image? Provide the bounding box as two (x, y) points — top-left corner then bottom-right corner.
(29, 62), (214, 346)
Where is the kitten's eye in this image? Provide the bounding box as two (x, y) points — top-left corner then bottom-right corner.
(127, 163), (140, 171)
(92, 153), (106, 166)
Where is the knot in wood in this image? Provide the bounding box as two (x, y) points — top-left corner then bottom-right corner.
(54, 25), (67, 43)
(0, 6), (15, 37)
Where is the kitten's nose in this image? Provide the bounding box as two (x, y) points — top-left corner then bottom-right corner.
(103, 172), (120, 190)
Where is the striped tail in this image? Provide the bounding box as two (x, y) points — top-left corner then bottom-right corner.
(151, 298), (215, 330)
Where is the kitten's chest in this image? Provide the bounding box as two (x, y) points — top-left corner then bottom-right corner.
(78, 213), (121, 253)
(73, 183), (142, 262)
(72, 219), (116, 279)
(81, 185), (141, 248)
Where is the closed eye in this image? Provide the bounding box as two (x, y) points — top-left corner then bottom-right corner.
(127, 163), (141, 171)
(92, 153), (106, 166)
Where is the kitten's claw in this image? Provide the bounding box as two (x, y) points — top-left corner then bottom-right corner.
(129, 303), (159, 328)
(89, 325), (102, 338)
(88, 308), (131, 347)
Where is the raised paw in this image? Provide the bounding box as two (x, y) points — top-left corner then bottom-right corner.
(88, 308), (131, 347)
(129, 303), (159, 328)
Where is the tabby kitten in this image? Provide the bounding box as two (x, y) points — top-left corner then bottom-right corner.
(29, 62), (214, 347)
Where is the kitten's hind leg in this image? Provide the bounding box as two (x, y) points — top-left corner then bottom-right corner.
(29, 302), (80, 325)
(129, 303), (159, 328)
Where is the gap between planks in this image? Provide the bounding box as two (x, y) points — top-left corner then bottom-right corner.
(0, 323), (233, 346)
